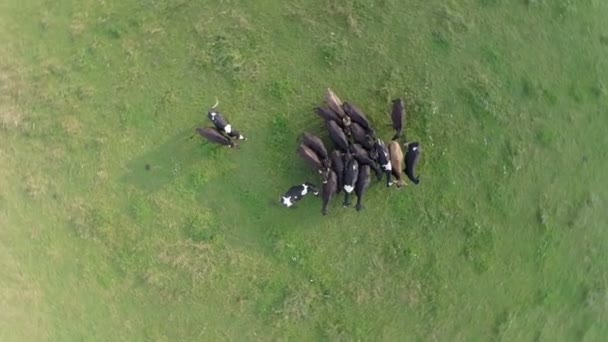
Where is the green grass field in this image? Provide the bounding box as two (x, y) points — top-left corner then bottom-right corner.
(1, 0), (608, 340)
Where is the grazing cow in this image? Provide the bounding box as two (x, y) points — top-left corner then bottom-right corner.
(325, 120), (350, 152)
(342, 153), (359, 207)
(374, 139), (392, 187)
(343, 102), (372, 132)
(349, 121), (375, 153)
(388, 141), (405, 188)
(325, 88), (347, 119)
(354, 165), (371, 211)
(301, 132), (329, 167)
(405, 142), (421, 185)
(207, 98), (246, 140)
(297, 144), (330, 183)
(330, 150), (344, 194)
(196, 127), (235, 148)
(352, 143), (382, 181)
(281, 182), (319, 208)
(315, 106), (343, 126)
(391, 98), (406, 141)
(321, 170), (338, 215)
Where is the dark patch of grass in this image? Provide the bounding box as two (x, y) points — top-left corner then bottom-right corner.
(182, 212), (218, 243)
(481, 45), (500, 68)
(319, 33), (348, 67)
(266, 80), (294, 100)
(254, 278), (291, 321)
(128, 195), (154, 222)
(462, 220), (494, 274)
(436, 4), (470, 36)
(568, 83), (584, 103)
(431, 30), (450, 51)
(461, 70), (503, 125)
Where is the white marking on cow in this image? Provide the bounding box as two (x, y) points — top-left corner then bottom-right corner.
(413, 146), (418, 151)
(210, 112), (217, 117)
(344, 185), (354, 193)
(224, 124), (232, 134)
(238, 135), (245, 140)
(301, 184), (308, 196)
(281, 196), (293, 207)
(383, 162), (392, 171)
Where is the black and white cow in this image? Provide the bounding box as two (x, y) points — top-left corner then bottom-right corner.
(342, 154), (359, 207)
(405, 142), (421, 185)
(280, 182), (319, 208)
(207, 98), (246, 140)
(374, 139), (392, 187)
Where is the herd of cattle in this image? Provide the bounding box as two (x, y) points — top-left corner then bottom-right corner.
(196, 89), (422, 215)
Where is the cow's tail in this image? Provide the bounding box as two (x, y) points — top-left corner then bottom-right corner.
(211, 97), (219, 109)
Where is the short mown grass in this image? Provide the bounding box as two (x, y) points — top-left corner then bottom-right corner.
(1, 0), (607, 340)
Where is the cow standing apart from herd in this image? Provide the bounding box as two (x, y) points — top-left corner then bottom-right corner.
(194, 89), (422, 216)
(195, 97), (247, 147)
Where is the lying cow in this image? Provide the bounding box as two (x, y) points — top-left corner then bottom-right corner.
(280, 182), (319, 208)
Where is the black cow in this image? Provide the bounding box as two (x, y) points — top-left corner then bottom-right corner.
(207, 98), (246, 140)
(373, 139), (392, 187)
(316, 106), (342, 125)
(352, 144), (382, 181)
(405, 142), (421, 185)
(325, 120), (350, 152)
(343, 102), (372, 132)
(196, 127), (235, 148)
(342, 153), (359, 207)
(321, 170), (338, 215)
(280, 182), (319, 208)
(301, 132), (329, 167)
(349, 121), (375, 152)
(391, 98), (406, 141)
(297, 144), (330, 183)
(330, 150), (344, 194)
(354, 165), (371, 211)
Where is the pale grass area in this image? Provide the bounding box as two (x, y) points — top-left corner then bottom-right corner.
(0, 231), (49, 341)
(0, 63), (25, 130)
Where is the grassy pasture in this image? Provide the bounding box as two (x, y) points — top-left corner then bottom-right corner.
(1, 0), (607, 340)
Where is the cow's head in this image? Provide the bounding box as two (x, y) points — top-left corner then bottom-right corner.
(319, 166), (331, 184)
